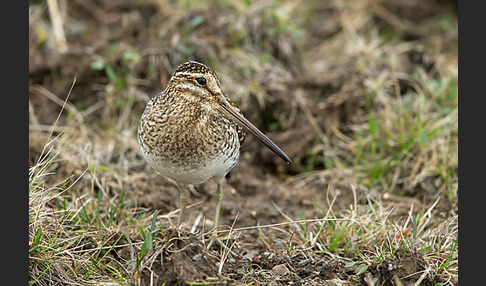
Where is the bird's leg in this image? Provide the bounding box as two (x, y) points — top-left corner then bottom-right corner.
(213, 180), (224, 230)
(207, 180), (238, 256)
(207, 179), (225, 250)
(178, 184), (189, 226)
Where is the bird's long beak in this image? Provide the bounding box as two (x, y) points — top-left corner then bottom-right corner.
(218, 94), (292, 164)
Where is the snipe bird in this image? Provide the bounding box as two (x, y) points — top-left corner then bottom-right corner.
(138, 61), (291, 234)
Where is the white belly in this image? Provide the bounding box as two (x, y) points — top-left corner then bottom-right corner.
(141, 146), (239, 185)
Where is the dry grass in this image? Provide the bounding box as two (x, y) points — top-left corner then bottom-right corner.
(29, 0), (457, 285)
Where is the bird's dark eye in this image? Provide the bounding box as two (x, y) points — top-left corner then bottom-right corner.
(195, 77), (207, 86)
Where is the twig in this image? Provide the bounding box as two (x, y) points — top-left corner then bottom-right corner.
(46, 0), (68, 53)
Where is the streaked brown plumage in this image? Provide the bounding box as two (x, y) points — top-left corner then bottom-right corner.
(138, 61), (291, 235)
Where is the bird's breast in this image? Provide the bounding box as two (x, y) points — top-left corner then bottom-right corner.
(138, 103), (241, 184)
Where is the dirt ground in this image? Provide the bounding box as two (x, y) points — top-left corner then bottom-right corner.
(29, 0), (457, 285)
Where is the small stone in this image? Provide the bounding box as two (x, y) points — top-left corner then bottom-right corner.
(266, 253), (276, 260)
(327, 278), (348, 286)
(243, 253), (254, 261)
(298, 259), (312, 267)
(283, 255), (292, 264)
(271, 264), (289, 276)
(252, 255), (261, 263)
(192, 254), (202, 261)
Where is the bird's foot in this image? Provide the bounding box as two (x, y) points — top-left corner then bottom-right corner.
(206, 231), (237, 257)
